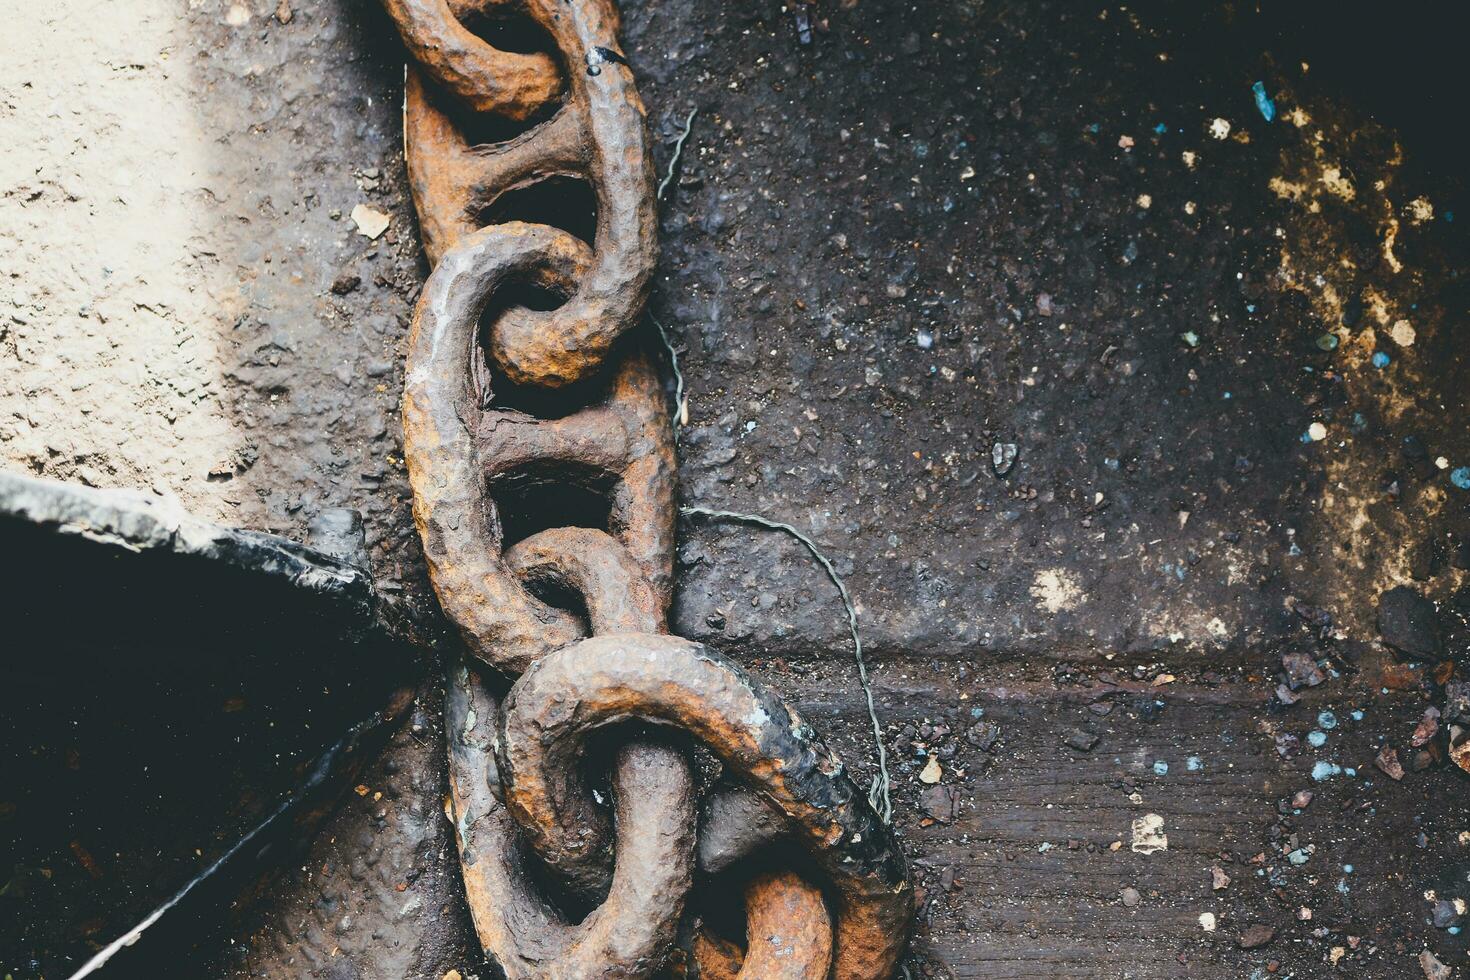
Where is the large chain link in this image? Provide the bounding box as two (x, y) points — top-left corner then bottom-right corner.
(382, 1), (913, 975)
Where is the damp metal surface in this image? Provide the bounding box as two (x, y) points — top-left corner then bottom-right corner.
(382, 0), (913, 975)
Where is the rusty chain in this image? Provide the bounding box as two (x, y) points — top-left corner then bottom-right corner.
(382, 0), (913, 975)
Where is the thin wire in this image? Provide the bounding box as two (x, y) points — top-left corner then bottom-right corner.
(680, 505), (893, 824)
(67, 794), (296, 978)
(657, 108), (697, 201)
(650, 318), (686, 440)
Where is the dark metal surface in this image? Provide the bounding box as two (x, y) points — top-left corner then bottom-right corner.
(0, 472), (416, 976)
(67, 690), (414, 979)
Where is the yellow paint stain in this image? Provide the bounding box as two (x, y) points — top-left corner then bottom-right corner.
(1031, 569), (1082, 613)
(1382, 215), (1403, 273)
(1270, 176), (1308, 201)
(1320, 166), (1355, 200)
(1265, 91), (1456, 642)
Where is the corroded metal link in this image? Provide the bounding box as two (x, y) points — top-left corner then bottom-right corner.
(402, 223), (674, 676)
(384, 0), (563, 120)
(505, 526), (663, 636)
(691, 872), (835, 980)
(446, 661), (693, 979)
(389, 0), (914, 971)
(386, 0), (657, 388)
(497, 634), (914, 980)
(404, 69), (589, 265)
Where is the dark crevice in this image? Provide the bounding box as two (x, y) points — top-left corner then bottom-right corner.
(459, 9), (558, 57)
(492, 464), (615, 550)
(477, 176), (598, 246)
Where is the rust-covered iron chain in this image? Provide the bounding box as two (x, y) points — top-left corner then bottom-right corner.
(381, 0), (914, 975)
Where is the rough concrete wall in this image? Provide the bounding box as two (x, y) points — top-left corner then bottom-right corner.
(0, 0), (424, 595)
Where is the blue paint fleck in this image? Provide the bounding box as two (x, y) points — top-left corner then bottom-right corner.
(1343, 864), (1354, 873)
(1186, 756), (1203, 771)
(1287, 848), (1310, 865)
(1337, 878), (1350, 895)
(1451, 467), (1470, 490)
(1154, 122), (1168, 135)
(1317, 711), (1338, 730)
(970, 707), (985, 718)
(1307, 730), (1328, 748)
(1371, 351), (1391, 368)
(1300, 431), (1314, 444)
(1312, 761), (1342, 781)
(1223, 391), (1232, 399)
(1252, 81), (1276, 122)
(1351, 710), (1364, 721)
(1153, 760), (1169, 775)
(1246, 303), (1257, 313)
(1088, 123), (1100, 134)
(1446, 211), (1454, 222)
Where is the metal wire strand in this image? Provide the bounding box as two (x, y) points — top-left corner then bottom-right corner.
(679, 505), (893, 824)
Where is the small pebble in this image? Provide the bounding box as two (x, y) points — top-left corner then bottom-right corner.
(1431, 899), (1460, 929)
(991, 442), (1019, 477)
(1421, 950), (1452, 980)
(1252, 81), (1276, 122)
(1063, 728), (1099, 752)
(1374, 745), (1405, 781)
(1237, 924), (1276, 950)
(1121, 886), (1141, 908)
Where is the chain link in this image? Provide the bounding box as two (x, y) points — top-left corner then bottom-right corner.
(382, 0), (913, 974)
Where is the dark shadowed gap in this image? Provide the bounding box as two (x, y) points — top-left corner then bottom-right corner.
(478, 176), (599, 246)
(492, 463), (615, 548)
